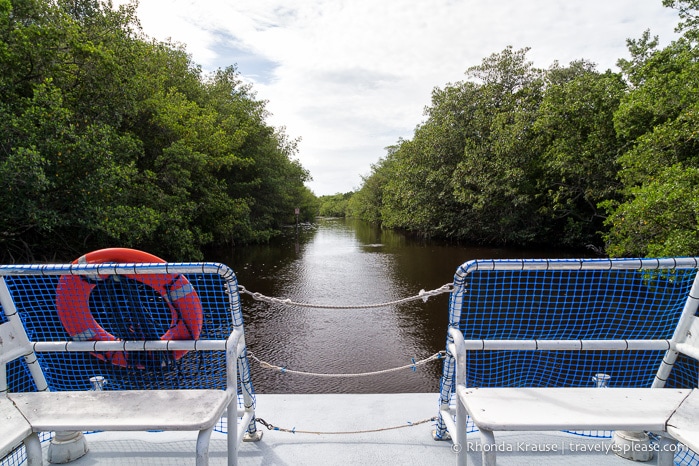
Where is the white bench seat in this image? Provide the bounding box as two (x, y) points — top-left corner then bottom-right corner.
(0, 396), (42, 465)
(667, 390), (699, 455)
(458, 387), (693, 432)
(9, 389), (232, 432)
(447, 332), (699, 466)
(456, 386), (694, 466)
(0, 264), (257, 466)
(457, 385), (699, 466)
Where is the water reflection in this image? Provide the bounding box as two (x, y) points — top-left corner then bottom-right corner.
(208, 218), (583, 394)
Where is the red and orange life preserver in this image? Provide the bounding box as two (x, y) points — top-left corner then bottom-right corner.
(56, 248), (204, 368)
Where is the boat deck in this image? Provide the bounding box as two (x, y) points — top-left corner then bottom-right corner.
(42, 393), (657, 465)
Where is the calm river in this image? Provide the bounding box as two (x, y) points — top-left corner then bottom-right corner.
(209, 217), (579, 394)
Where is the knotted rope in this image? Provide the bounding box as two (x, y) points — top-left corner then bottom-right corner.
(238, 283), (454, 309)
(255, 416), (437, 435)
(247, 351), (446, 378)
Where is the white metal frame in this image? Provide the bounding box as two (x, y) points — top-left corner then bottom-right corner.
(441, 259), (699, 466)
(0, 262), (257, 466)
(0, 321), (43, 465)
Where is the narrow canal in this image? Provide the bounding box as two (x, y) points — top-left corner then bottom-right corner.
(209, 217), (578, 394)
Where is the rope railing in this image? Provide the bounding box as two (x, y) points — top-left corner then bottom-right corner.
(240, 285), (451, 437)
(247, 351), (446, 378)
(237, 283), (454, 309)
(255, 416), (438, 435)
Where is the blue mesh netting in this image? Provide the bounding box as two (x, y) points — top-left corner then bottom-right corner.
(1, 263), (255, 466)
(6, 273), (245, 391)
(457, 268), (697, 389)
(435, 258), (699, 465)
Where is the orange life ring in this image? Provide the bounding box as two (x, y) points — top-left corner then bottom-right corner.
(56, 248), (204, 368)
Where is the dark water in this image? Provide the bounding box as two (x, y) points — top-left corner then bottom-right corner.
(208, 217), (578, 394)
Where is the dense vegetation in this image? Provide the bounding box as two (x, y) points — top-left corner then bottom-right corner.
(347, 0), (699, 258)
(5, 0), (699, 262)
(0, 0), (317, 262)
(317, 192), (353, 217)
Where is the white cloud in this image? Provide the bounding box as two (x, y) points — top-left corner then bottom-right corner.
(116, 0), (681, 195)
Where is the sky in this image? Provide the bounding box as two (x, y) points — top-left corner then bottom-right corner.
(114, 0), (682, 196)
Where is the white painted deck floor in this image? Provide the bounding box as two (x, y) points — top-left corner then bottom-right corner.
(40, 393), (670, 465)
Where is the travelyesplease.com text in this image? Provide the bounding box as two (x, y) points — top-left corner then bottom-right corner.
(451, 441), (687, 455)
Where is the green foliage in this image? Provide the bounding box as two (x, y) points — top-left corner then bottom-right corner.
(346, 153), (393, 224)
(604, 34), (699, 257)
(604, 164), (699, 257)
(614, 38), (699, 187)
(534, 63), (626, 247)
(0, 0), (314, 261)
(8, 0), (699, 260)
(663, 0), (699, 38)
(318, 192), (353, 217)
(450, 47), (545, 244)
(296, 185), (321, 222)
(349, 2), (699, 257)
(351, 48), (623, 249)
